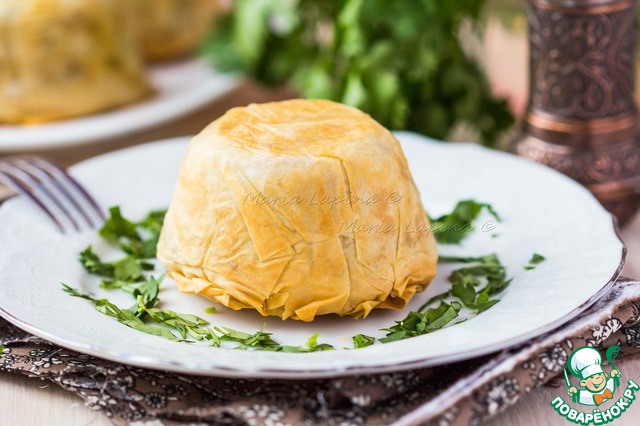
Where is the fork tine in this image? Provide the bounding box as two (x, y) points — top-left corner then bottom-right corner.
(0, 168), (66, 233)
(11, 158), (98, 229)
(0, 163), (81, 232)
(27, 156), (106, 222)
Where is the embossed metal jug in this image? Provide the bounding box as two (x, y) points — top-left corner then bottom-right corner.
(515, 0), (640, 224)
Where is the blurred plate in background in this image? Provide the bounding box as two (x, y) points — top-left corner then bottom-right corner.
(0, 59), (238, 152)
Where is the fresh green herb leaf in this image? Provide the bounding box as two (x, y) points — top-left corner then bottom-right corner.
(302, 342), (335, 352)
(204, 306), (218, 314)
(447, 255), (511, 297)
(100, 280), (138, 294)
(69, 204), (518, 351)
(113, 256), (145, 282)
(202, 0), (515, 146)
(131, 275), (163, 316)
(213, 327), (334, 352)
(530, 253), (545, 264)
(79, 246), (115, 277)
(430, 200), (500, 244)
(0, 345), (5, 354)
(352, 334), (376, 349)
(62, 283), (97, 301)
(99, 206), (139, 243)
(525, 253), (546, 270)
(300, 332), (335, 352)
(378, 331), (407, 343)
(68, 208), (338, 353)
(417, 291), (451, 312)
(439, 255), (488, 263)
(451, 281), (476, 307)
(141, 308), (212, 341)
(137, 209), (168, 234)
(63, 284), (178, 341)
(127, 209), (167, 259)
(426, 302), (461, 331)
(79, 246), (153, 282)
(428, 253), (511, 316)
(98, 206), (167, 259)
(379, 301), (460, 343)
(306, 332), (319, 349)
(476, 299), (500, 314)
(216, 326), (280, 350)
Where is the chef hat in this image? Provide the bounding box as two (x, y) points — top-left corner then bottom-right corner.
(568, 347), (604, 380)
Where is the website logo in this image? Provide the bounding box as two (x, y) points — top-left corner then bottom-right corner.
(550, 345), (639, 425)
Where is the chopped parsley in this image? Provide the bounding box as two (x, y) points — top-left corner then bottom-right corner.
(379, 301), (462, 343)
(430, 200), (500, 244)
(525, 253), (546, 270)
(352, 334), (376, 349)
(66, 206), (334, 352)
(99, 206), (167, 259)
(65, 203), (540, 351)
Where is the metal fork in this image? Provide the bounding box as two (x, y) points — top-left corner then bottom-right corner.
(0, 155), (105, 233)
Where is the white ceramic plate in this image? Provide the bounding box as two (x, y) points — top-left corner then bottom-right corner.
(0, 132), (624, 378)
(0, 59), (239, 152)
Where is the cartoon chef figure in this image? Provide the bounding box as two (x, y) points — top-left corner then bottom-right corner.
(567, 346), (620, 406)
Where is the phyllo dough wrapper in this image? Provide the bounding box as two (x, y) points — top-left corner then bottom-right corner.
(157, 99), (438, 321)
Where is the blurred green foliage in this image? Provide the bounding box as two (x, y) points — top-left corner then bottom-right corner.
(201, 0), (514, 146)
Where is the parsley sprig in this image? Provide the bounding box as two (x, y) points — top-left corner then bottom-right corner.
(78, 206), (164, 283)
(64, 282), (335, 352)
(379, 301), (462, 343)
(66, 206), (334, 352)
(373, 201), (515, 345)
(99, 206), (167, 259)
(202, 0), (514, 146)
(80, 247), (154, 284)
(64, 202), (541, 351)
(378, 253), (511, 343)
(430, 200), (501, 244)
(525, 253), (546, 270)
(352, 334), (376, 349)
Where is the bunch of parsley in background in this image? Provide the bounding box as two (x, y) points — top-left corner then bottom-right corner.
(202, 0), (514, 146)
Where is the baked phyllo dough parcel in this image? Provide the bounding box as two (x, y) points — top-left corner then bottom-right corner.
(131, 0), (218, 62)
(157, 99), (438, 322)
(0, 0), (150, 124)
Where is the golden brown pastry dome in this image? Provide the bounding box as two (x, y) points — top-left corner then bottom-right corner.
(131, 0), (218, 62)
(0, 0), (150, 124)
(157, 99), (438, 322)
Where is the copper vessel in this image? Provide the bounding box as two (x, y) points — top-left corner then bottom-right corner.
(515, 0), (640, 224)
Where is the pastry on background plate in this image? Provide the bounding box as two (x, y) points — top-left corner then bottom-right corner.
(0, 0), (150, 124)
(158, 99), (438, 321)
(131, 0), (218, 62)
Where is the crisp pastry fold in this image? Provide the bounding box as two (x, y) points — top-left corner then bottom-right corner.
(0, 0), (150, 124)
(158, 99), (438, 321)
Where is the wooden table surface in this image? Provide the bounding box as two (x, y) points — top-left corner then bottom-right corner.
(2, 81), (640, 426)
